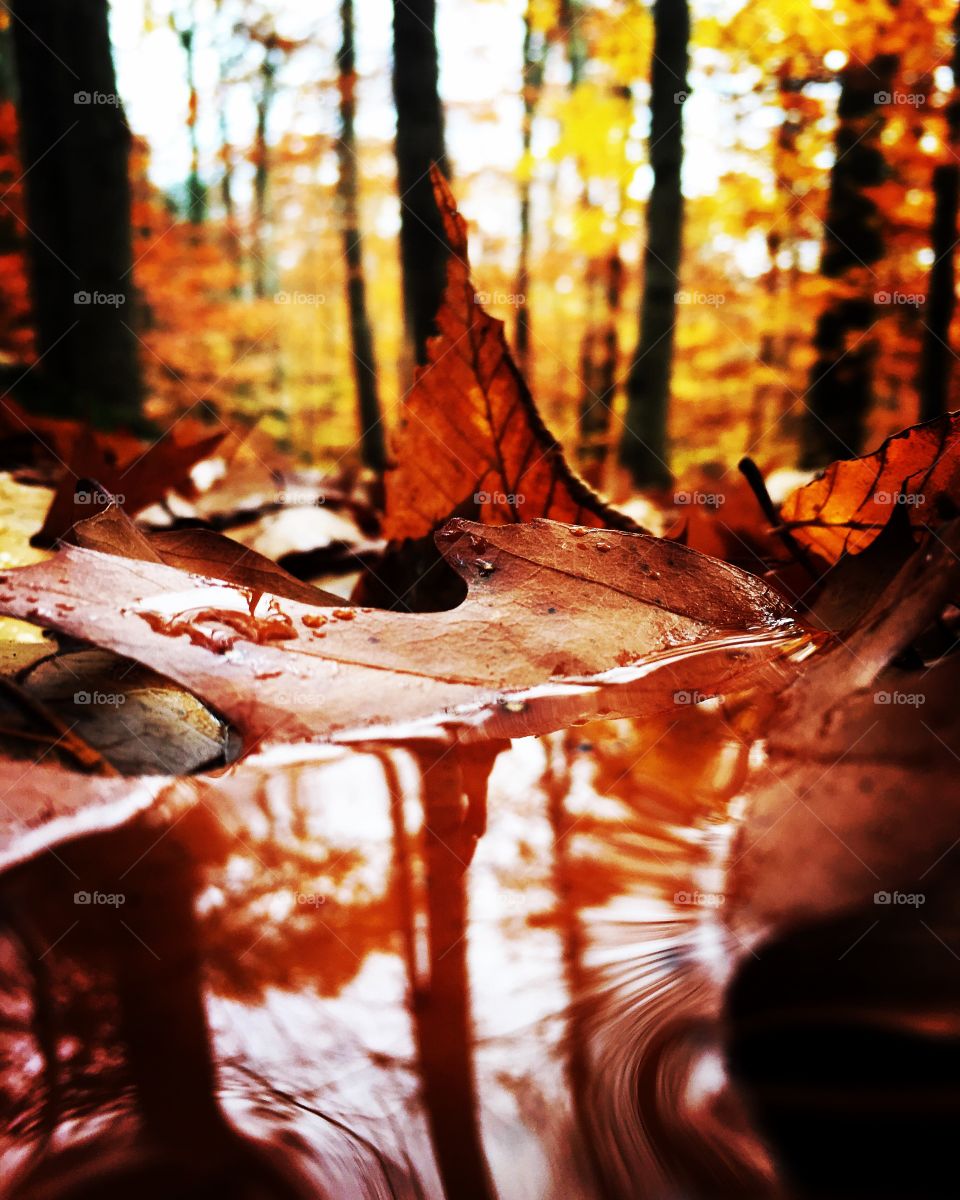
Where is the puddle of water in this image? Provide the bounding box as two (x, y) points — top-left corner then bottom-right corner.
(0, 700), (785, 1200)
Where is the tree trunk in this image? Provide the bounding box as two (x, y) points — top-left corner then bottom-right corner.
(411, 745), (497, 1200)
(175, 17), (206, 225)
(619, 0), (689, 489)
(515, 5), (542, 378)
(251, 54), (276, 300)
(578, 250), (624, 485)
(392, 0), (448, 368)
(800, 54), (897, 467)
(338, 0), (386, 473)
(919, 8), (960, 423)
(9, 0), (143, 427)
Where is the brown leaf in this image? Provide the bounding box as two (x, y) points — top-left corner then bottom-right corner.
(726, 523), (960, 936)
(780, 412), (960, 562)
(383, 170), (638, 540)
(73, 501), (345, 608)
(21, 649), (237, 776)
(35, 423), (225, 544)
(0, 518), (808, 746)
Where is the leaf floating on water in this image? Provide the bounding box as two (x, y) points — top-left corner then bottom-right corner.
(0, 518), (809, 746)
(726, 524), (960, 937)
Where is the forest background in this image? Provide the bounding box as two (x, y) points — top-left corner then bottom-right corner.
(0, 0), (957, 495)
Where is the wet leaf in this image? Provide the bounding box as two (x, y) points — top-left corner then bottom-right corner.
(726, 523), (960, 937)
(0, 518), (808, 746)
(73, 501), (345, 608)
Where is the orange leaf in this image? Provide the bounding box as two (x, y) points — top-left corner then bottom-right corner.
(780, 413), (960, 562)
(383, 169), (637, 540)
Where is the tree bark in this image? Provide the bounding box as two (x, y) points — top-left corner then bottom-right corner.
(251, 52), (276, 300)
(919, 8), (960, 423)
(800, 54), (897, 466)
(392, 0), (448, 368)
(338, 0), (386, 473)
(9, 0), (143, 427)
(411, 745), (498, 1200)
(578, 249), (624, 485)
(515, 5), (543, 378)
(619, 0), (689, 489)
(174, 16), (206, 225)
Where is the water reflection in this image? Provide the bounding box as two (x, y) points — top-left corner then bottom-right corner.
(0, 702), (907, 1198)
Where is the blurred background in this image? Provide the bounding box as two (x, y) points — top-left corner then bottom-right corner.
(0, 0), (956, 493)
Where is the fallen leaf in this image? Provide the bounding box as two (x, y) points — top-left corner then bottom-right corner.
(35, 422), (225, 544)
(73, 501), (345, 608)
(0, 519), (809, 746)
(0, 471), (53, 644)
(726, 523), (960, 937)
(21, 649), (238, 776)
(780, 412), (960, 562)
(383, 170), (638, 540)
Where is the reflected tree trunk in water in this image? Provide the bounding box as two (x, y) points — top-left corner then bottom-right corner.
(543, 733), (619, 1200)
(1, 818), (308, 1198)
(411, 743), (498, 1200)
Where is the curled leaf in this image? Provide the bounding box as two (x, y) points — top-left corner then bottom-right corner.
(780, 413), (960, 562)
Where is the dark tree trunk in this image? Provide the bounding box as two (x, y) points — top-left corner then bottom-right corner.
(558, 0), (587, 87)
(578, 250), (624, 485)
(919, 9), (960, 423)
(391, 0), (448, 367)
(338, 0), (386, 473)
(619, 0), (689, 489)
(174, 18), (206, 225)
(411, 746), (497, 1200)
(251, 55), (276, 300)
(515, 6), (542, 378)
(800, 54), (897, 467)
(9, 0), (143, 427)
